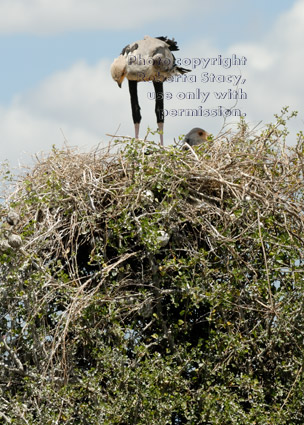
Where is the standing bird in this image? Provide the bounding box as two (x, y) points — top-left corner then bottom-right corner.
(182, 128), (209, 146)
(111, 35), (191, 145)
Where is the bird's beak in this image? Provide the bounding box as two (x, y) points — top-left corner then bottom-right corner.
(118, 74), (125, 88)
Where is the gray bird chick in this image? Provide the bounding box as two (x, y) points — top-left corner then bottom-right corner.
(156, 230), (170, 247)
(0, 239), (11, 251)
(6, 211), (19, 226)
(182, 128), (209, 146)
(7, 233), (22, 249)
(140, 189), (155, 204)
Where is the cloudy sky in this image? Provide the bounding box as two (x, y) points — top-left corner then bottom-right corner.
(0, 0), (303, 167)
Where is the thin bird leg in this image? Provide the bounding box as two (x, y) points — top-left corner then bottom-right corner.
(128, 80), (141, 139)
(153, 81), (164, 145)
(134, 123), (140, 139)
(158, 123), (164, 145)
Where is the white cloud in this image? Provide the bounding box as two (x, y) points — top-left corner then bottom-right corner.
(0, 0), (201, 34)
(222, 0), (304, 138)
(0, 59), (131, 165)
(0, 0), (245, 35)
(18, 60), (126, 131)
(0, 105), (98, 166)
(272, 0), (304, 46)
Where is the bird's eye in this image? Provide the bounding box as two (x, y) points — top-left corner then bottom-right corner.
(199, 132), (203, 136)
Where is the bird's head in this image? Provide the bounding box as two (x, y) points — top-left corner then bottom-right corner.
(110, 56), (127, 88)
(183, 127), (209, 146)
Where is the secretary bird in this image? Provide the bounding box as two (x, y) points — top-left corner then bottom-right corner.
(111, 35), (191, 145)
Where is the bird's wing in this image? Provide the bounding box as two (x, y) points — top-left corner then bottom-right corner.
(155, 36), (179, 51)
(137, 37), (176, 71)
(121, 42), (139, 56)
(122, 36), (188, 80)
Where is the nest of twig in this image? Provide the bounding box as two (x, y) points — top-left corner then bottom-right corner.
(1, 116), (304, 376)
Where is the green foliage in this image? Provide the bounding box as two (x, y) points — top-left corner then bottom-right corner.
(0, 111), (304, 424)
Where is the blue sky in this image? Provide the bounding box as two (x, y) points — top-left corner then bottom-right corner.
(0, 0), (302, 166)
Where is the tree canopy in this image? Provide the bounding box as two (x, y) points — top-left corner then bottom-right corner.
(1, 110), (304, 424)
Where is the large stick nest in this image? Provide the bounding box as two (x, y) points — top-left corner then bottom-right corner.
(1, 115), (304, 376)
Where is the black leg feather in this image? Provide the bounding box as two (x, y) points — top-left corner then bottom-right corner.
(153, 81), (164, 123)
(128, 80), (141, 124)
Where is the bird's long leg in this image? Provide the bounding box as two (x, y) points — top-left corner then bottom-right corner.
(158, 122), (164, 145)
(128, 80), (141, 139)
(153, 81), (164, 145)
